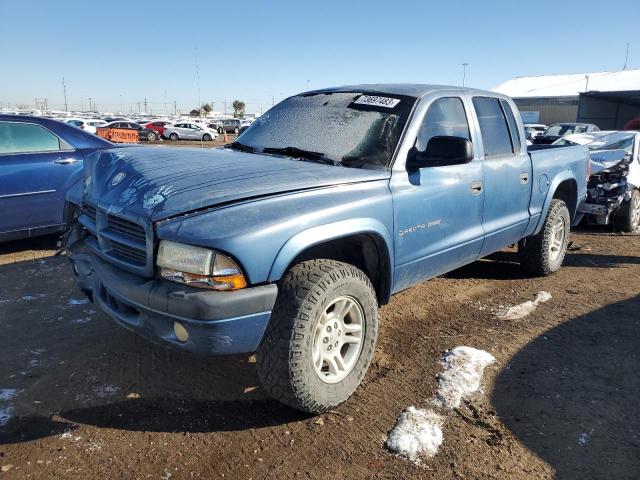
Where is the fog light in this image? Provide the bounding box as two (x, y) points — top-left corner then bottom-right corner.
(174, 322), (189, 342)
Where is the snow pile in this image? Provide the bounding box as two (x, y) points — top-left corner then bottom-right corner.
(68, 298), (89, 306)
(498, 291), (552, 320)
(0, 388), (17, 427)
(385, 407), (443, 461)
(387, 346), (495, 462)
(435, 347), (496, 409)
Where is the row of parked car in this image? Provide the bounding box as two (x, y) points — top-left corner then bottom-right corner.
(58, 117), (253, 142)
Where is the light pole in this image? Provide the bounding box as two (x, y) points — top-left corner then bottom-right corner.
(462, 63), (469, 87)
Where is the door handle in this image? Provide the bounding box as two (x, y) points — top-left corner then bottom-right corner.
(519, 172), (530, 184)
(470, 180), (483, 194)
(54, 158), (78, 165)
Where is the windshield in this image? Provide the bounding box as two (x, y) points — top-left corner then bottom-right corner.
(544, 124), (587, 137)
(235, 92), (416, 167)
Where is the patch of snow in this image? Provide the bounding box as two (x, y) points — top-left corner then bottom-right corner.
(21, 294), (45, 301)
(68, 298), (89, 306)
(387, 346), (495, 462)
(71, 318), (92, 325)
(0, 389), (17, 401)
(435, 346), (496, 409)
(0, 299), (10, 304)
(0, 406), (13, 426)
(497, 291), (552, 320)
(59, 432), (82, 442)
(93, 385), (119, 398)
(578, 429), (593, 446)
(386, 407), (443, 462)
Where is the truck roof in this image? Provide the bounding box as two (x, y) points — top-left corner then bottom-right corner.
(308, 83), (500, 99)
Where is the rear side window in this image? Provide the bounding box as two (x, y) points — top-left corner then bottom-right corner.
(0, 122), (61, 154)
(472, 97), (513, 157)
(500, 99), (522, 152)
(416, 97), (470, 151)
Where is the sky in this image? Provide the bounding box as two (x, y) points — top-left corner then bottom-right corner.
(1, 0), (639, 115)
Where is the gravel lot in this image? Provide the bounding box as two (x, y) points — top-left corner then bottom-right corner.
(0, 228), (638, 479)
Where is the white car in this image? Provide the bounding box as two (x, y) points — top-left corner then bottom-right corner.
(523, 123), (547, 140)
(163, 122), (219, 141)
(63, 118), (107, 134)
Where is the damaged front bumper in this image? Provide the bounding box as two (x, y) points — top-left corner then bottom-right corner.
(63, 225), (278, 355)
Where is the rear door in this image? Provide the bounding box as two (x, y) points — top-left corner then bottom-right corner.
(470, 96), (532, 256)
(0, 120), (83, 235)
(391, 95), (485, 292)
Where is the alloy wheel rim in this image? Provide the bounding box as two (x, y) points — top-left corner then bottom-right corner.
(312, 296), (365, 384)
(548, 215), (566, 261)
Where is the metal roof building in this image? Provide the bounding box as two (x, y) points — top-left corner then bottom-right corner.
(493, 70), (640, 128)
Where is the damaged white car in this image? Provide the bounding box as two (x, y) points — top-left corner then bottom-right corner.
(569, 131), (640, 232)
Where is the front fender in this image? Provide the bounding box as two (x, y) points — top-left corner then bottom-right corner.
(267, 217), (394, 288)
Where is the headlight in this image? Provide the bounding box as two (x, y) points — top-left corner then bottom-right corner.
(156, 240), (247, 291)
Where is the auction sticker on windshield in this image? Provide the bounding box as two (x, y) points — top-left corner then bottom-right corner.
(353, 95), (401, 108)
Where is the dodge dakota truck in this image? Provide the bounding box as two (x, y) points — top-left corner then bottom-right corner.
(63, 84), (590, 413)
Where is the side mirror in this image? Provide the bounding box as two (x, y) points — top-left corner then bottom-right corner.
(406, 136), (473, 169)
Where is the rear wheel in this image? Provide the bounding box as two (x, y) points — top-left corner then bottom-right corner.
(519, 199), (570, 276)
(615, 189), (640, 233)
(256, 259), (378, 414)
(169, 133), (178, 141)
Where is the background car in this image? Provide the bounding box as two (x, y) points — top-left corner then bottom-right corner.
(63, 118), (107, 134)
(523, 123), (547, 141)
(163, 122), (218, 141)
(0, 115), (113, 241)
(104, 121), (159, 141)
(145, 121), (172, 137)
(533, 123), (600, 144)
(221, 119), (241, 134)
(207, 120), (223, 132)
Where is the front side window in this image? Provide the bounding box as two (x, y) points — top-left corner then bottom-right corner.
(472, 97), (513, 157)
(0, 122), (62, 154)
(238, 91), (416, 168)
(416, 97), (470, 151)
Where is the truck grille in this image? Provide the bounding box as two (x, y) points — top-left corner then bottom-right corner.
(107, 215), (146, 242)
(81, 203), (152, 276)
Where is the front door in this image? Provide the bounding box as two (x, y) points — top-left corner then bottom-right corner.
(391, 95), (485, 293)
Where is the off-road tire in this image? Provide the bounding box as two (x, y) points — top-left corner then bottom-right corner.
(519, 199), (570, 276)
(169, 133), (179, 141)
(256, 259), (378, 414)
(614, 189), (640, 233)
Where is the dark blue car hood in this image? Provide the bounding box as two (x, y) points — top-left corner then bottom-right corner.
(82, 146), (390, 221)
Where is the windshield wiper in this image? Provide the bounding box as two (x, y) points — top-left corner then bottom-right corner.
(262, 146), (341, 166)
(227, 141), (255, 153)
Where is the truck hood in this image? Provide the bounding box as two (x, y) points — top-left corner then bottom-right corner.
(82, 146), (390, 221)
(589, 148), (630, 174)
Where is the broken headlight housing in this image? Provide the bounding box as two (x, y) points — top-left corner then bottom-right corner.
(156, 240), (247, 291)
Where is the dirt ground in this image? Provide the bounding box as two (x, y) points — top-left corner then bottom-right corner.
(0, 227), (638, 479)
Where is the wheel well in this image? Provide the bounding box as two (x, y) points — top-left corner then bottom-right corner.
(553, 180), (578, 220)
(286, 234), (391, 305)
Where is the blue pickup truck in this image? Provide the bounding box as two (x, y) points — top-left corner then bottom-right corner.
(63, 85), (589, 413)
(0, 115), (112, 242)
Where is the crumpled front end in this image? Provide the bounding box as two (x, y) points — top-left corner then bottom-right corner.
(577, 151), (633, 225)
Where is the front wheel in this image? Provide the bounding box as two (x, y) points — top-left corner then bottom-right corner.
(615, 189), (640, 233)
(519, 199), (570, 276)
(202, 133), (212, 141)
(147, 132), (156, 141)
(256, 259), (378, 414)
